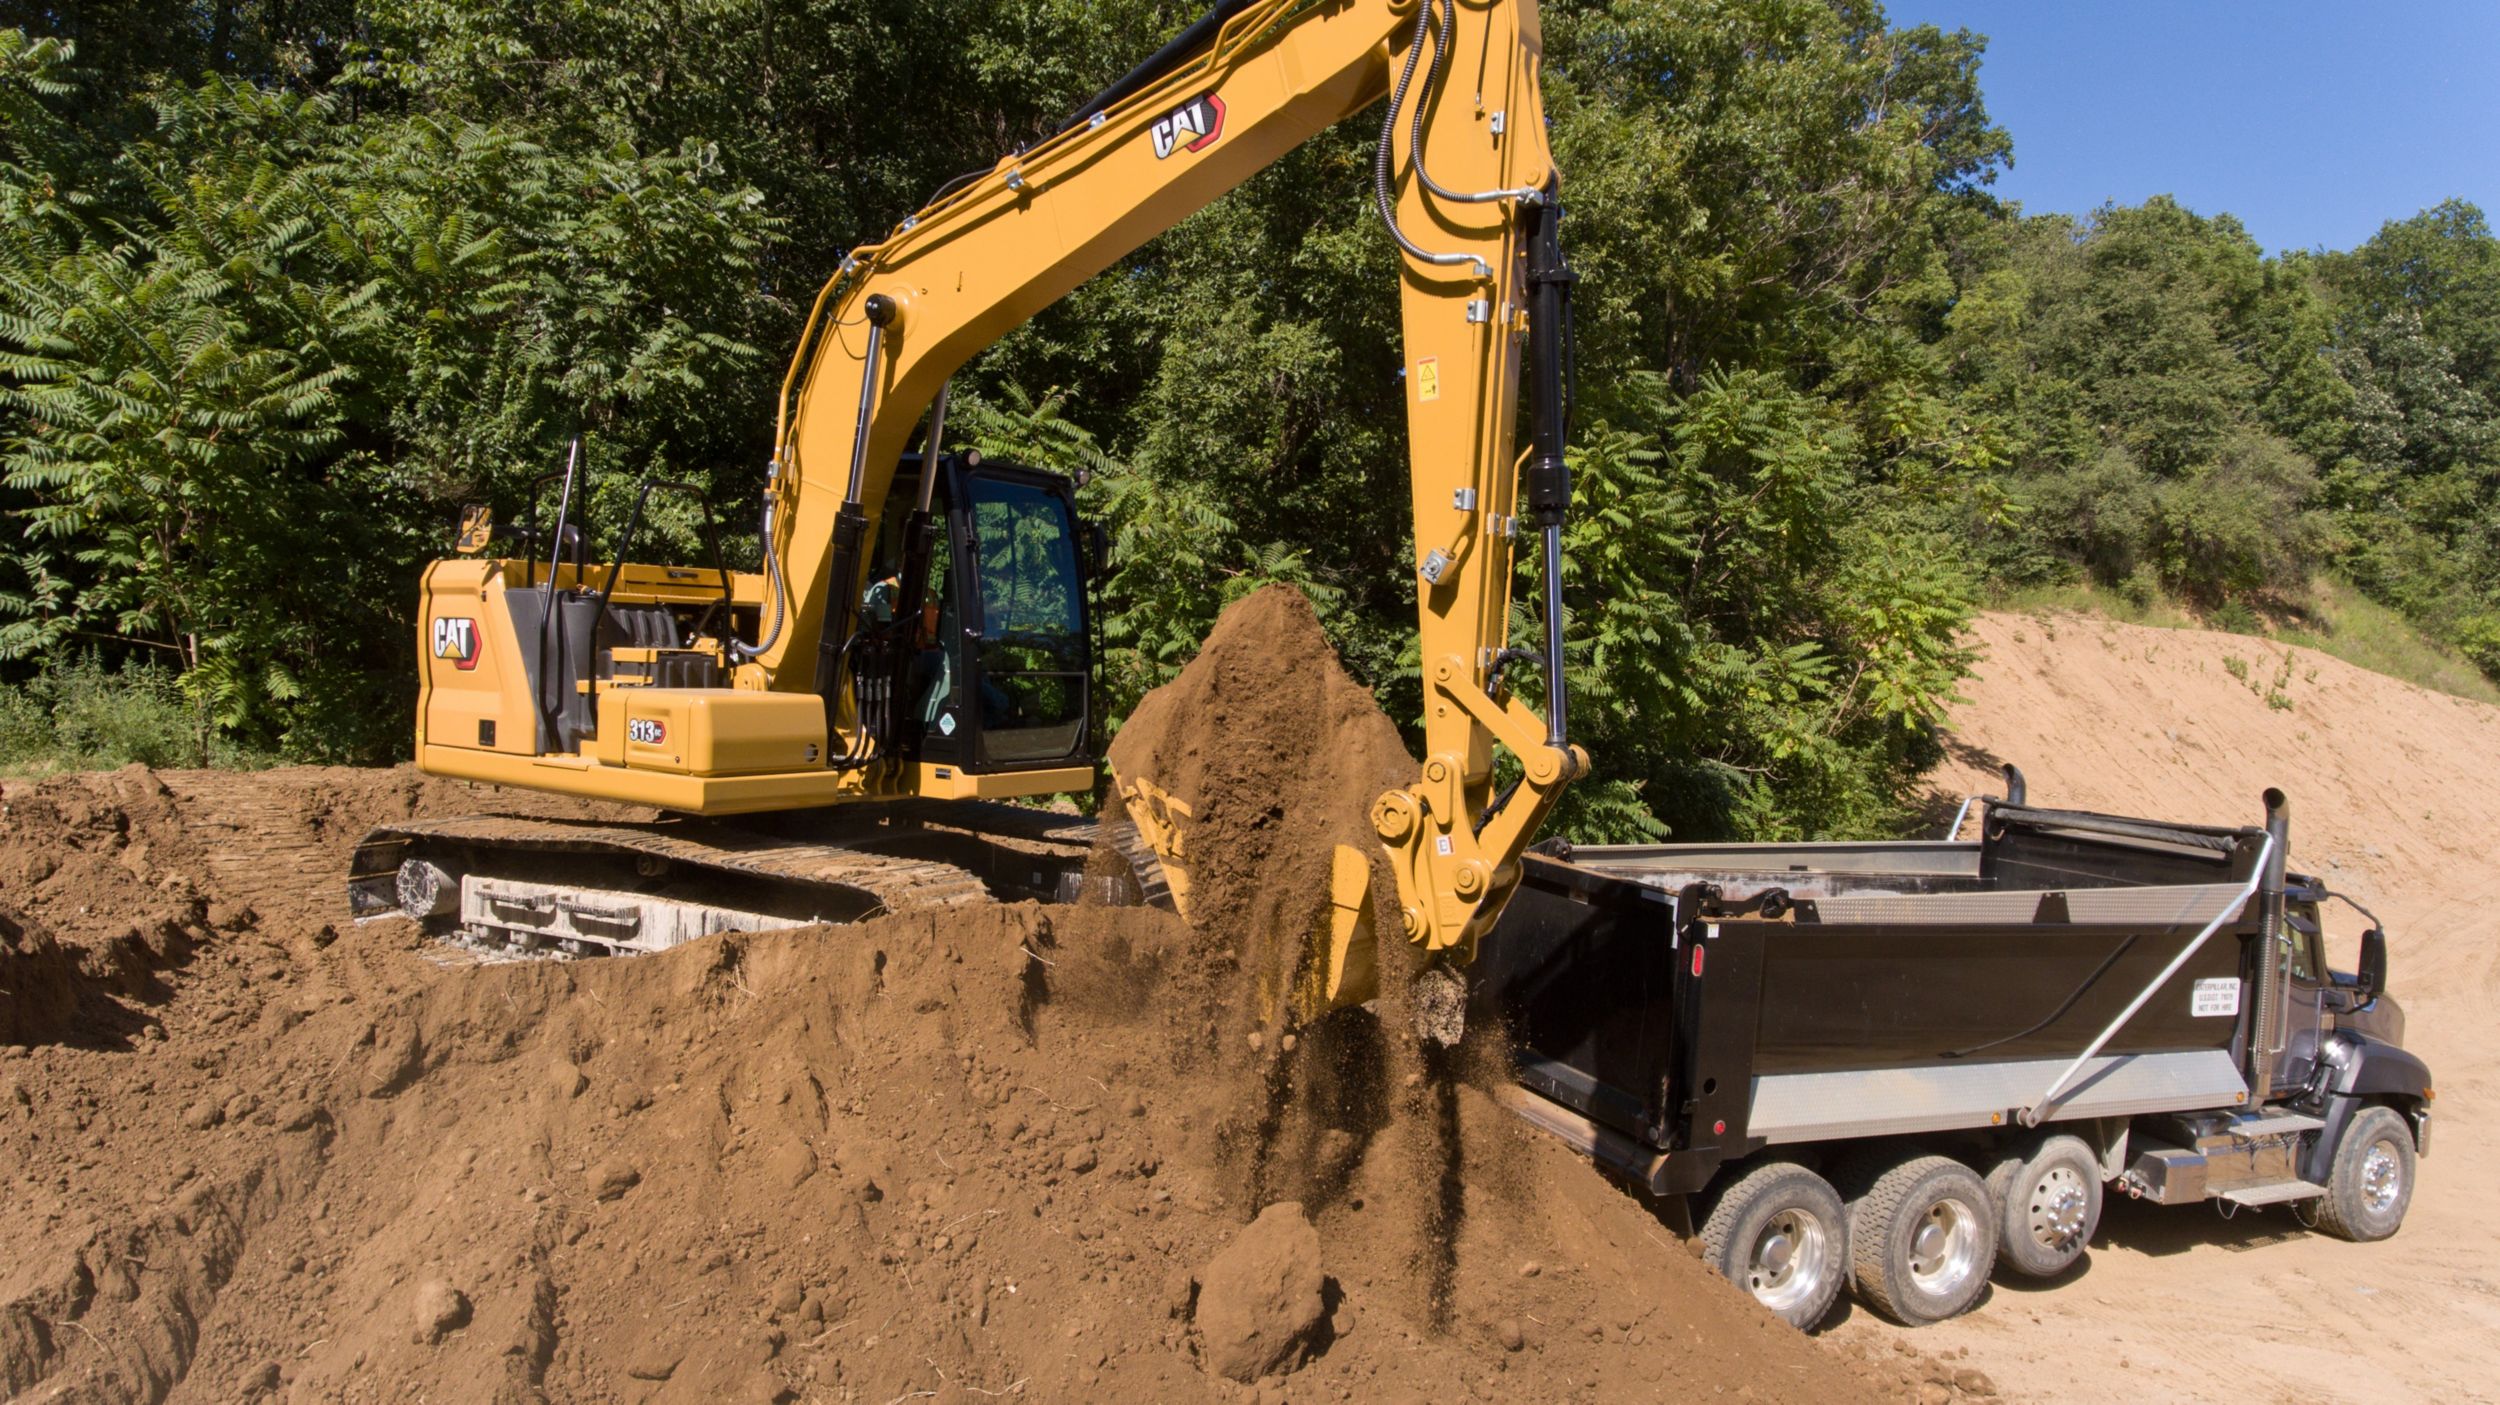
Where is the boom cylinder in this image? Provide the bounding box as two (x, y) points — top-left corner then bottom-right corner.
(815, 294), (897, 738)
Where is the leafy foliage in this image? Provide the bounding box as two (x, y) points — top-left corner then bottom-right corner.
(0, 0), (2493, 847)
(0, 40), (776, 757)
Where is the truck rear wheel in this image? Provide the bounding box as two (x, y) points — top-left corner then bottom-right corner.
(1983, 1134), (2101, 1279)
(2314, 1105), (2415, 1242)
(1697, 1161), (1847, 1330)
(1848, 1155), (1997, 1325)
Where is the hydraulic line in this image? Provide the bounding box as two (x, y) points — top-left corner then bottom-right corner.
(731, 482), (789, 664)
(1373, 2), (1488, 279)
(1408, 0), (1545, 208)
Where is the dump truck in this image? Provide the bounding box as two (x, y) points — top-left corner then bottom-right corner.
(1475, 771), (2432, 1328)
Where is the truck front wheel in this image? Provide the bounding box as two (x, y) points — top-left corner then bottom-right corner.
(2315, 1104), (2415, 1242)
(1848, 1155), (1998, 1325)
(1984, 1134), (2102, 1279)
(1697, 1161), (1847, 1330)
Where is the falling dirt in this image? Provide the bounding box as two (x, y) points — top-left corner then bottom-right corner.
(1106, 583), (1418, 1038)
(0, 589), (1977, 1403)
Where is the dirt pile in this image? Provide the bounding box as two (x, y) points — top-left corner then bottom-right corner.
(0, 605), (1961, 1403)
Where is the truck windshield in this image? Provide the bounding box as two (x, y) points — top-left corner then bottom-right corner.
(965, 474), (1087, 763)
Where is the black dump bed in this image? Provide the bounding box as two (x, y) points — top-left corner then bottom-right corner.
(1472, 803), (2280, 1193)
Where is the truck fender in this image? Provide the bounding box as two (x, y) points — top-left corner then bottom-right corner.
(2300, 1034), (2432, 1184)
(2321, 1031), (2430, 1101)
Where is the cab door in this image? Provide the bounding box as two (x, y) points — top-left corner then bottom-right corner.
(935, 462), (1094, 773)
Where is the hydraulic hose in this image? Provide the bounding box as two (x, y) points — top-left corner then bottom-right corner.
(1408, 0), (1545, 208)
(1373, 2), (1488, 279)
(732, 485), (789, 665)
(1055, 0), (1263, 135)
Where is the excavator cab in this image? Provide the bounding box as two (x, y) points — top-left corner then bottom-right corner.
(855, 452), (1097, 776)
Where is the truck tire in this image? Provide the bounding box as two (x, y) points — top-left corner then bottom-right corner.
(2314, 1105), (2415, 1243)
(1697, 1161), (1848, 1330)
(1847, 1155), (1997, 1326)
(1983, 1134), (2101, 1279)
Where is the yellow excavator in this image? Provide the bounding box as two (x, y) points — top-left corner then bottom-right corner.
(349, 0), (1585, 1013)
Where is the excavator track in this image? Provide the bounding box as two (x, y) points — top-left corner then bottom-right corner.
(347, 800), (1171, 959)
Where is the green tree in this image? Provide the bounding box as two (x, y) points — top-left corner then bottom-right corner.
(0, 48), (777, 755)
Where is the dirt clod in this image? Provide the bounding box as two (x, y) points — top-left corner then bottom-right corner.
(590, 1160), (641, 1201)
(626, 1350), (680, 1381)
(1196, 1202), (1328, 1382)
(411, 1279), (471, 1344)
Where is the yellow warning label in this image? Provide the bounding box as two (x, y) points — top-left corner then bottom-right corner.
(1417, 358), (1441, 402)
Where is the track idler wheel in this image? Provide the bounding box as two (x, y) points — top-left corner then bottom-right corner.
(396, 859), (458, 920)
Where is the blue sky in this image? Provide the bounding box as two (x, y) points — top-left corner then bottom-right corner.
(1881, 2), (2500, 255)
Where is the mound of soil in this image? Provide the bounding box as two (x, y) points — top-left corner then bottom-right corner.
(0, 603), (1970, 1402)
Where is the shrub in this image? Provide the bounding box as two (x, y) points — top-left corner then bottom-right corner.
(0, 654), (269, 774)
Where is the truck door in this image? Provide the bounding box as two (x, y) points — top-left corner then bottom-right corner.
(2270, 899), (2330, 1093)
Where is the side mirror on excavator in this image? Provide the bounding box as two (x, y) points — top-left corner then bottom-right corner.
(455, 504), (495, 555)
(1084, 521), (1111, 581)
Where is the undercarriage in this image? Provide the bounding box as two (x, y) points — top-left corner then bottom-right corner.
(347, 800), (1156, 958)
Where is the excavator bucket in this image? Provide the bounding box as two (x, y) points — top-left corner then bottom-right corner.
(1115, 770), (1383, 1021)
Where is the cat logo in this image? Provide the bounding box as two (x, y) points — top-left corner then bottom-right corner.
(431, 616), (482, 671)
(627, 718), (668, 746)
(1150, 93), (1226, 159)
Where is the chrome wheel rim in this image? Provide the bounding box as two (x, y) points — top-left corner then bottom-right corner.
(1907, 1195), (1984, 1297)
(2027, 1165), (2090, 1252)
(1747, 1207), (1831, 1314)
(2361, 1140), (2404, 1215)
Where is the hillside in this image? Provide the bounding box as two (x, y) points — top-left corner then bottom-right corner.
(1825, 610), (2500, 1402)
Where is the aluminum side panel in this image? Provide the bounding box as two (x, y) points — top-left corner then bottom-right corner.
(1748, 1050), (2248, 1144)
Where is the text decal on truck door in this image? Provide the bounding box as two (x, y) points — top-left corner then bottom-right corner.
(1151, 93), (1226, 158)
(432, 617), (481, 671)
(2191, 977), (2240, 1017)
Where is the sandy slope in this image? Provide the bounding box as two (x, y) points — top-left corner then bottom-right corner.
(1827, 610), (2500, 1403)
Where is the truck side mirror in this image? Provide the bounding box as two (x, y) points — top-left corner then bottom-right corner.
(2356, 926), (2388, 998)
